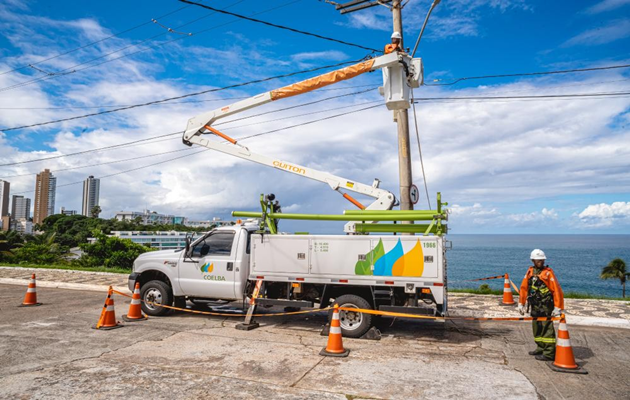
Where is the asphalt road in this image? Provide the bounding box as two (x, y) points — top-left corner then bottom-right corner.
(1, 284), (629, 400)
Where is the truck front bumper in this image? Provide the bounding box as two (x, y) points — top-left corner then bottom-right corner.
(128, 272), (140, 292)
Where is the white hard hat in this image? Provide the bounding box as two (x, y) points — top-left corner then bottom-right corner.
(530, 249), (546, 260)
(391, 31), (402, 39)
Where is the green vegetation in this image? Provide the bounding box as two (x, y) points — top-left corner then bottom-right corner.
(0, 213), (212, 270)
(600, 258), (628, 298)
(77, 231), (154, 270)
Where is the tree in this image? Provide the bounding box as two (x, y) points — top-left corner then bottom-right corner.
(78, 230), (154, 270)
(601, 258), (629, 298)
(14, 232), (71, 265)
(91, 205), (102, 218)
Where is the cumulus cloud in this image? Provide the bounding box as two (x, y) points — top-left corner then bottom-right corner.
(1, 6), (629, 234)
(576, 202), (630, 227)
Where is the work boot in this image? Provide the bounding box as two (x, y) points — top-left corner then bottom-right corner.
(534, 354), (553, 361)
(528, 350), (542, 356)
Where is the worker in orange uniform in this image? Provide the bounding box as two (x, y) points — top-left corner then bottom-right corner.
(518, 249), (565, 361)
(385, 31), (402, 54)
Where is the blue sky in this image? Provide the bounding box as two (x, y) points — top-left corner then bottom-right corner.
(0, 0), (629, 233)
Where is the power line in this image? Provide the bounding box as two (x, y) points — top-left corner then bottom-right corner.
(0, 132), (182, 167)
(0, 147), (195, 179)
(8, 103), (382, 193)
(425, 64), (630, 86)
(11, 149), (209, 195)
(0, 58), (366, 132)
(238, 103), (383, 140)
(413, 91), (630, 102)
(0, 87), (376, 166)
(0, 84), (377, 110)
(0, 0), (300, 94)
(0, 5), (190, 77)
(0, 0), (248, 93)
(179, 0), (380, 53)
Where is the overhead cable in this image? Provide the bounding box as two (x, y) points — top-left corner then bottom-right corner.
(0, 0), (298, 94)
(0, 58), (365, 132)
(8, 103), (382, 193)
(413, 91), (630, 101)
(0, 87), (376, 166)
(0, 148), (195, 180)
(0, 5), (190, 77)
(0, 0), (248, 93)
(178, 0), (380, 53)
(11, 149), (209, 195)
(0, 84), (378, 110)
(426, 64), (630, 86)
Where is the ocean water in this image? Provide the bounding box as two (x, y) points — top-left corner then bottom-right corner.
(446, 235), (630, 298)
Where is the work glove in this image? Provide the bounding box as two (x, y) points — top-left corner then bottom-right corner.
(518, 303), (525, 315)
(551, 307), (563, 317)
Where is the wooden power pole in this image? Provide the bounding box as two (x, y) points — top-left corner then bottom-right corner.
(333, 0), (414, 221)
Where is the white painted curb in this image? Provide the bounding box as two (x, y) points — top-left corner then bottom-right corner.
(0, 278), (129, 294)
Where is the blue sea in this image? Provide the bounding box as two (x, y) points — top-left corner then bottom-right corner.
(447, 235), (630, 298)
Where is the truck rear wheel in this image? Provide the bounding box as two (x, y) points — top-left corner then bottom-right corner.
(331, 294), (373, 338)
(140, 280), (173, 316)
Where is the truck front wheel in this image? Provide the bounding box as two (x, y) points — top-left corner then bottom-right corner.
(331, 294), (373, 338)
(140, 280), (173, 316)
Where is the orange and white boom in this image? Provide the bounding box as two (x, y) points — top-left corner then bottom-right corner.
(182, 51), (423, 232)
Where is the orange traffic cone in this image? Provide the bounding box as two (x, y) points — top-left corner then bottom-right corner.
(320, 304), (349, 357)
(501, 273), (516, 305)
(548, 317), (587, 374)
(19, 274), (42, 307)
(123, 283), (148, 322)
(93, 288), (123, 330)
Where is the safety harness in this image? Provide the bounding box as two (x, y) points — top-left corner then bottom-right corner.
(527, 268), (554, 317)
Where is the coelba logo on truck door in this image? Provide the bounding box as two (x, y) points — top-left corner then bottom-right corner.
(200, 262), (226, 281)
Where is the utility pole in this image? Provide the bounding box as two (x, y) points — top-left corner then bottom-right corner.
(332, 0), (414, 220)
(391, 0), (414, 217)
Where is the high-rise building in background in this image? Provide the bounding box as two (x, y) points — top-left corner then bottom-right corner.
(0, 180), (9, 217)
(11, 195), (31, 220)
(82, 175), (100, 217)
(33, 169), (56, 224)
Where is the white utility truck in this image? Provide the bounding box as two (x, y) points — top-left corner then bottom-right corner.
(129, 50), (449, 337)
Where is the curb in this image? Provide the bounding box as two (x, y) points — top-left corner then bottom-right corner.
(0, 278), (129, 294)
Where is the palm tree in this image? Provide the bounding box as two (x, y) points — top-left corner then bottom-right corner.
(90, 205), (102, 218)
(601, 258), (629, 298)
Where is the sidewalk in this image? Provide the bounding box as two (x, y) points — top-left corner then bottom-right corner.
(2, 266), (628, 328)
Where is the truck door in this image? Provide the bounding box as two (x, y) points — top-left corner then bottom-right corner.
(178, 231), (237, 299)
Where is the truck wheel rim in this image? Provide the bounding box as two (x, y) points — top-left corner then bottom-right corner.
(144, 288), (163, 310)
(339, 303), (362, 331)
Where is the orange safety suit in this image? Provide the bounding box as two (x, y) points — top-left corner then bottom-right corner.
(384, 43), (400, 54)
(518, 266), (564, 309)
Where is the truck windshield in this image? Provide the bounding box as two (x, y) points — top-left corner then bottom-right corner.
(191, 232), (235, 257)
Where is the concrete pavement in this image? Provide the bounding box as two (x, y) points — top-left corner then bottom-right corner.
(1, 284), (630, 399)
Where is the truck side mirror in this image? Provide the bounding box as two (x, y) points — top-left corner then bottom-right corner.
(184, 236), (191, 256)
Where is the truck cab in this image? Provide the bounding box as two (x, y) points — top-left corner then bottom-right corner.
(128, 222), (258, 315)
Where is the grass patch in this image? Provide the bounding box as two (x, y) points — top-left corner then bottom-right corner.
(0, 263), (130, 275)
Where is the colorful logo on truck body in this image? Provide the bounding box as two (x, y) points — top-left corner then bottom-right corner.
(201, 262), (214, 273)
(355, 239), (424, 277)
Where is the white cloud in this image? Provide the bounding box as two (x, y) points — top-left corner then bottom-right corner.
(563, 19), (630, 46)
(585, 0), (630, 14)
(576, 202), (630, 227)
(1, 8), (630, 233)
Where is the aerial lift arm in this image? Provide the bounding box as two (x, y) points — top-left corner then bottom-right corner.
(182, 51), (423, 228)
